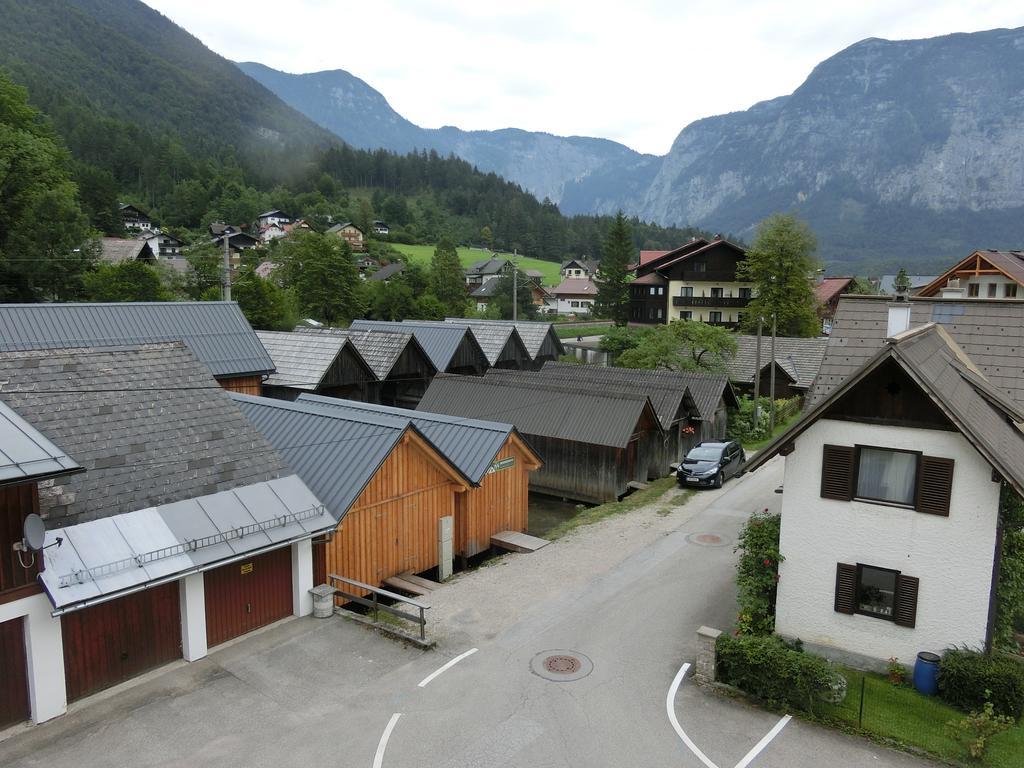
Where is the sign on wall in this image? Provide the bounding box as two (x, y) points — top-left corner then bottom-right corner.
(487, 457), (516, 475)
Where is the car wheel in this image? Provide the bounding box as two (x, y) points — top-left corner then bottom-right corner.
(714, 471), (724, 489)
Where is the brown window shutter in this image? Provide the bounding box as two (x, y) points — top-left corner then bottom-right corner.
(834, 563), (857, 614)
(821, 445), (856, 501)
(915, 456), (954, 516)
(894, 574), (920, 628)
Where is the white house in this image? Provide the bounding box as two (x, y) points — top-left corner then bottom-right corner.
(256, 210), (293, 229)
(744, 317), (1022, 669)
(560, 258), (599, 280)
(549, 277), (597, 315)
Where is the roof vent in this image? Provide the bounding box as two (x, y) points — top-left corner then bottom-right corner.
(941, 278), (965, 299)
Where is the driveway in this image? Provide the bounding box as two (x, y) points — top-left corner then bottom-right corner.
(0, 458), (936, 767)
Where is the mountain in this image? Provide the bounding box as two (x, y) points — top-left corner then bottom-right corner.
(237, 61), (653, 205)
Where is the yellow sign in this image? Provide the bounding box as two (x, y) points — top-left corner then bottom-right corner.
(240, 563), (254, 575)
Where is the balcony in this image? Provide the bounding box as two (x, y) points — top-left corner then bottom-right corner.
(673, 295), (750, 308)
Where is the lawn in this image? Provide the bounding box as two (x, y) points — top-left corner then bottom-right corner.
(390, 243), (562, 286)
(819, 667), (1023, 767)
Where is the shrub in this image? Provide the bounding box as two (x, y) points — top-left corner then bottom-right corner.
(945, 695), (1014, 760)
(734, 509), (783, 635)
(938, 648), (1024, 720)
(716, 633), (835, 712)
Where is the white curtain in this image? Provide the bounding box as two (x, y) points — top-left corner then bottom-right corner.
(856, 448), (916, 504)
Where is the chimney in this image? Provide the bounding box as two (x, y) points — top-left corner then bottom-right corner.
(940, 278), (965, 299)
(887, 298), (912, 337)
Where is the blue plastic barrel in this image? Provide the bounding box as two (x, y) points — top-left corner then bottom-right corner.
(913, 651), (941, 695)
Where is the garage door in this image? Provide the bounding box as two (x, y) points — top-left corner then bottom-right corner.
(61, 582), (182, 702)
(204, 548), (292, 648)
(0, 617), (30, 728)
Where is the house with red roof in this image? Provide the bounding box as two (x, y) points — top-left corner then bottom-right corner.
(815, 276), (855, 333)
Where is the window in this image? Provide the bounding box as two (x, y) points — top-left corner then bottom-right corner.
(570, 300), (581, 308)
(657, 287), (665, 296)
(739, 287), (752, 299)
(1006, 284), (1018, 298)
(968, 283), (980, 297)
(692, 262), (706, 273)
(656, 308), (664, 319)
(680, 286), (693, 297)
(988, 283), (998, 298)
(711, 287), (724, 299)
(835, 563), (919, 627)
(820, 445), (954, 515)
(709, 311), (723, 323)
(649, 287), (657, 296)
(680, 311), (692, 320)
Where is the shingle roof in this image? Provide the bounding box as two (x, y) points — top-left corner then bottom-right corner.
(230, 394), (460, 520)
(631, 272), (668, 285)
(0, 302), (274, 379)
(0, 398), (82, 485)
(0, 343), (288, 527)
(444, 319), (565, 360)
(746, 324), (1024, 498)
(639, 250), (671, 266)
(256, 330), (374, 390)
(434, 321), (528, 366)
(367, 262), (405, 282)
(292, 326), (433, 381)
(99, 238), (154, 264)
(551, 278), (598, 296)
(349, 319), (487, 372)
(540, 361), (736, 422)
(814, 277), (855, 305)
(728, 335), (829, 391)
(466, 257), (511, 275)
(808, 296), (1024, 409)
(418, 374), (660, 448)
(297, 394), (534, 484)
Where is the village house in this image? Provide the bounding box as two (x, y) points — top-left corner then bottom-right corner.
(97, 237), (156, 265)
(744, 320), (1023, 668)
(814, 276), (855, 333)
(549, 277), (598, 316)
(372, 220), (390, 235)
(464, 257), (514, 288)
(630, 236), (753, 327)
(326, 221), (366, 252)
(916, 249), (1024, 300)
(560, 258), (599, 280)
(0, 301), (275, 395)
(118, 203), (152, 232)
(350, 319), (490, 376)
(0, 344), (332, 724)
(726, 334), (830, 401)
(138, 229), (187, 271)
(256, 330), (376, 401)
(256, 210), (293, 229)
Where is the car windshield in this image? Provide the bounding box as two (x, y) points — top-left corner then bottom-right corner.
(685, 447), (723, 462)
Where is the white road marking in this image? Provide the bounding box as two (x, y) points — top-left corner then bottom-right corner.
(733, 714), (792, 768)
(372, 712), (402, 768)
(417, 647), (479, 688)
(666, 662), (721, 768)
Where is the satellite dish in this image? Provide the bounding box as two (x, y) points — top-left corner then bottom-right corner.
(23, 514), (46, 551)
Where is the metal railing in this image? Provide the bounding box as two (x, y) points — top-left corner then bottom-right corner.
(327, 573), (429, 643)
(672, 296), (750, 308)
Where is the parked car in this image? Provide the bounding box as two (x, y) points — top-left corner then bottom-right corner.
(676, 441), (745, 488)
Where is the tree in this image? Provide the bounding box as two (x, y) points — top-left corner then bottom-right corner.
(616, 321), (737, 372)
(737, 214), (821, 337)
(365, 277), (417, 320)
(488, 270), (537, 320)
(0, 72), (92, 301)
(430, 238), (467, 316)
(82, 260), (173, 302)
(594, 212), (634, 326)
(183, 244), (224, 300)
(232, 268), (299, 330)
(480, 225), (494, 250)
(276, 231), (366, 325)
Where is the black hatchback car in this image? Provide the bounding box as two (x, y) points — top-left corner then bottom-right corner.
(676, 441), (745, 488)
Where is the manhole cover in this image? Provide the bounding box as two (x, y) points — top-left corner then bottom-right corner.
(530, 649), (593, 682)
(686, 532), (730, 547)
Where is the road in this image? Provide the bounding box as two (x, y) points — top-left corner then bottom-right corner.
(0, 458), (935, 767)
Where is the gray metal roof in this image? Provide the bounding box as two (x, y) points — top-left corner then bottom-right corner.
(746, 324), (1024, 498)
(444, 319), (565, 361)
(230, 394), (428, 520)
(808, 296), (1024, 409)
(296, 394), (528, 484)
(350, 320), (488, 372)
(40, 475), (332, 612)
(367, 263), (405, 282)
(0, 343), (289, 527)
(418, 374), (660, 448)
(293, 326), (433, 381)
(540, 361), (735, 422)
(494, 366), (697, 429)
(727, 335), (829, 390)
(0, 302), (274, 378)
(0, 399), (82, 485)
(256, 330), (375, 390)
(433, 321), (528, 367)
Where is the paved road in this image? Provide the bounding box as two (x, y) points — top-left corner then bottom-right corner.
(0, 459), (935, 767)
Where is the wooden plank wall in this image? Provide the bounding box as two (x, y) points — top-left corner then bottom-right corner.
(525, 434), (623, 504)
(218, 375), (264, 395)
(323, 436), (460, 592)
(0, 617), (30, 728)
(204, 547), (293, 647)
(456, 440), (531, 558)
(0, 483), (41, 601)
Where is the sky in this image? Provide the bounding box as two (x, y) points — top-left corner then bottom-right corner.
(145, 1), (1023, 155)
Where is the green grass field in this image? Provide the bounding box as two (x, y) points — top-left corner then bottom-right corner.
(391, 243), (562, 286)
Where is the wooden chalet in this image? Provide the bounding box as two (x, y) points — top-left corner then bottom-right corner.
(916, 249), (1024, 300)
(418, 374), (663, 504)
(445, 319), (565, 369)
(297, 395), (543, 562)
(0, 301), (274, 395)
(256, 330), (376, 401)
(350, 319), (489, 375)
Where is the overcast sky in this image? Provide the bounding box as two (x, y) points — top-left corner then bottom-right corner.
(146, 1), (1023, 155)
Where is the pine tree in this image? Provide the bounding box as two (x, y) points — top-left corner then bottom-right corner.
(429, 238), (467, 316)
(594, 211), (635, 326)
(277, 232), (366, 325)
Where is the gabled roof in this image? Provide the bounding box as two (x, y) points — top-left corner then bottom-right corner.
(637, 237), (745, 275)
(470, 280), (502, 298)
(551, 278), (598, 296)
(744, 324), (1024, 498)
(441, 321), (530, 367)
(99, 238), (155, 264)
(631, 272), (668, 286)
(293, 326), (434, 381)
(639, 250), (671, 266)
(256, 330), (375, 390)
(118, 203), (148, 216)
(443, 318), (565, 360)
(0, 399), (82, 486)
(918, 250), (1024, 297)
(327, 222), (363, 234)
(561, 258), (600, 273)
(350, 319), (488, 372)
(0, 343), (289, 527)
(367, 262), (405, 282)
(814, 277), (855, 305)
(230, 394), (468, 520)
(297, 394), (540, 484)
(0, 301), (274, 379)
(258, 210), (291, 219)
(466, 257), (512, 275)
(418, 374), (661, 448)
(728, 335), (829, 391)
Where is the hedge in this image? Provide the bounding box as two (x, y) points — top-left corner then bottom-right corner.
(716, 633), (835, 712)
(938, 648), (1024, 720)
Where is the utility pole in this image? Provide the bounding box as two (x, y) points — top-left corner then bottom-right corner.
(222, 234), (232, 301)
(753, 315), (763, 426)
(511, 248), (518, 322)
(769, 313), (777, 433)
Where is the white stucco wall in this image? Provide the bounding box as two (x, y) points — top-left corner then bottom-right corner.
(0, 593), (67, 724)
(775, 418), (1000, 666)
(291, 539), (313, 617)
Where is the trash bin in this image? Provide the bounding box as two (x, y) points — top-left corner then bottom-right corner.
(309, 584), (336, 619)
(913, 651), (941, 695)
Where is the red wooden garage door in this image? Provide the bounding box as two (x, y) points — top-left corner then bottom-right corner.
(61, 582), (182, 702)
(204, 548), (292, 648)
(0, 617), (30, 728)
